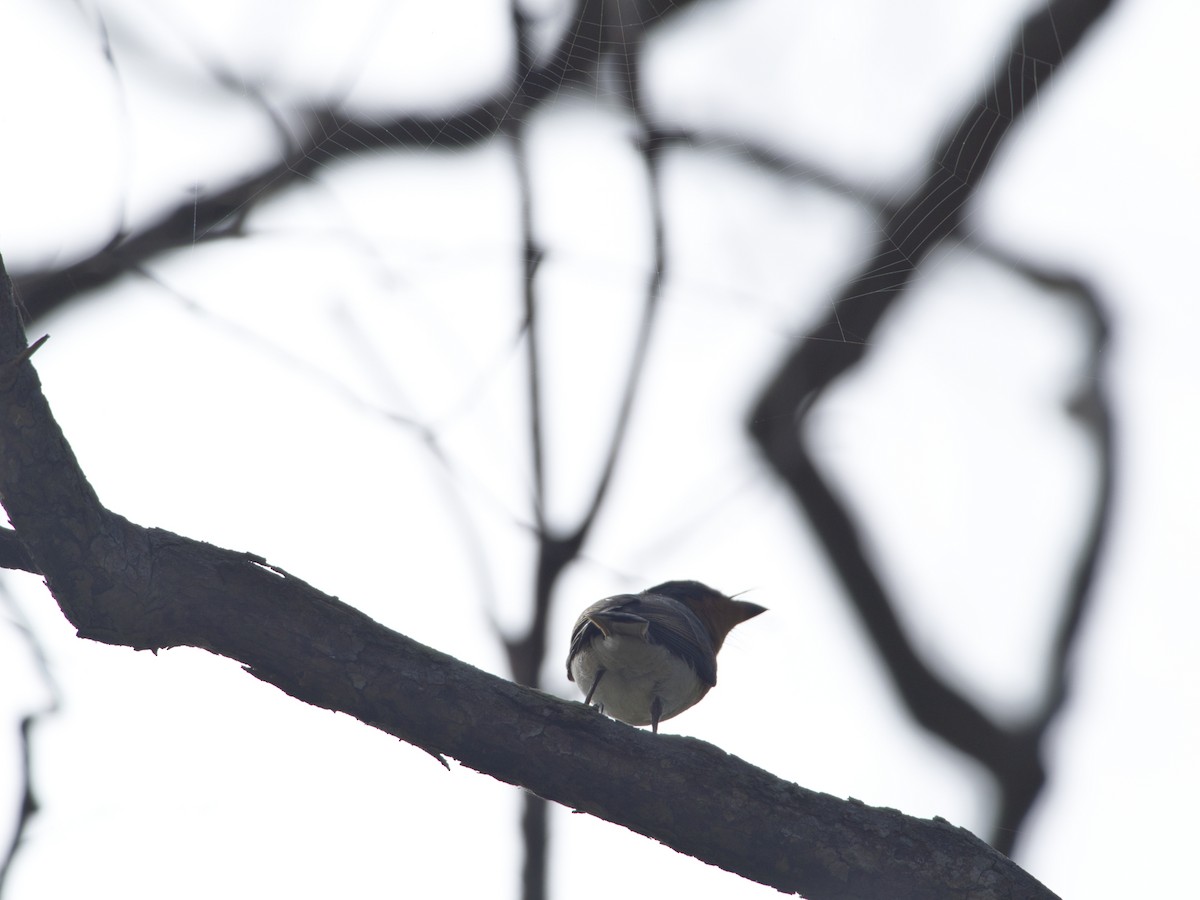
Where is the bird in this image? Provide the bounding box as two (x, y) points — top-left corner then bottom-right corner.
(566, 580), (766, 733)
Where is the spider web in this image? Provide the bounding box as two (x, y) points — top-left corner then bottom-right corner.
(3, 1), (1194, 899)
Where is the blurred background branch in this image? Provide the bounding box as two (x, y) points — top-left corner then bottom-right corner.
(4, 0), (1185, 897)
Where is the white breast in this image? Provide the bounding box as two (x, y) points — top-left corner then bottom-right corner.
(570, 633), (708, 726)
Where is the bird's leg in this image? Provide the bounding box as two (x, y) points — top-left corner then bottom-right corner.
(650, 696), (663, 734)
(583, 668), (606, 706)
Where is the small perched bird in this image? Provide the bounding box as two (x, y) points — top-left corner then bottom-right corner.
(567, 580), (766, 732)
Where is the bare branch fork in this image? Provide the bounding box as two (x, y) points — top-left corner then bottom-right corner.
(0, 257), (1053, 900)
(499, 5), (673, 896)
(749, 0), (1115, 855)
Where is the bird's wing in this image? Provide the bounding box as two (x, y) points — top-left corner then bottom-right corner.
(627, 595), (718, 687)
(567, 594), (718, 686)
(566, 594), (642, 680)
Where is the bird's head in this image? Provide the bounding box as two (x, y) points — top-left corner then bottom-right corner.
(644, 580), (766, 651)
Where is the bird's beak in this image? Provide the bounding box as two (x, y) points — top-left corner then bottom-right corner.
(732, 601), (767, 623)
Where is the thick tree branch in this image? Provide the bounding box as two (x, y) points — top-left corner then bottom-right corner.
(0, 255), (1054, 898)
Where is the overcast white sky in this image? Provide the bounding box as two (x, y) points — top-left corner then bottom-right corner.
(1, 1), (1198, 898)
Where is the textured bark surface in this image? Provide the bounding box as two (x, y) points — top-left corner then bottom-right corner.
(0, 258), (1055, 899)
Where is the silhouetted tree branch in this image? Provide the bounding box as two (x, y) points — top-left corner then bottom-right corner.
(0, 254), (1056, 900)
(748, 0), (1115, 855)
(5, 0), (1118, 891)
(9, 0), (707, 324)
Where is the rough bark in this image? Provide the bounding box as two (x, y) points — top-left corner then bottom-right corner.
(0, 257), (1054, 899)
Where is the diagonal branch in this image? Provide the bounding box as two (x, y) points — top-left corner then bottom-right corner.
(10, 0), (615, 325)
(0, 252), (1054, 900)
